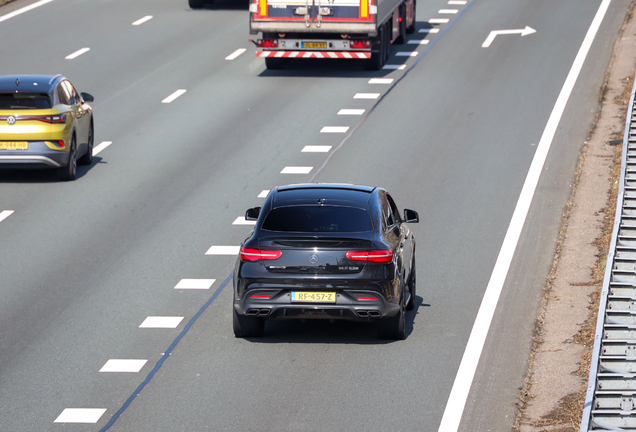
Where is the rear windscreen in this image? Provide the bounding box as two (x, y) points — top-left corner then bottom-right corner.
(262, 206), (373, 232)
(0, 93), (52, 109)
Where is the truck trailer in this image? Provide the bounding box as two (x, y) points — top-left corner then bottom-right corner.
(248, 0), (417, 69)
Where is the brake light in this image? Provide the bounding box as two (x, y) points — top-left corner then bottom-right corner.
(257, 39), (278, 48)
(351, 40), (371, 49)
(240, 247), (282, 262)
(18, 114), (66, 123)
(356, 296), (378, 300)
(57, 140), (65, 148)
(346, 250), (393, 263)
(250, 294), (272, 299)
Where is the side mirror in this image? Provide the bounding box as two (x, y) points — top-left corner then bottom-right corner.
(80, 92), (94, 103)
(245, 207), (261, 221)
(403, 209), (419, 223)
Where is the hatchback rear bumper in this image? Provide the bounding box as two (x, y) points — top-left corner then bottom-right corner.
(0, 141), (68, 168)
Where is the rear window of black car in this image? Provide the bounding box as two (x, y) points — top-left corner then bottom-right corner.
(262, 205), (373, 233)
(0, 93), (52, 109)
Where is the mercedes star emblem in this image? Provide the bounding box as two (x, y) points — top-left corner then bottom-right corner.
(7, 116), (15, 125)
(309, 254), (318, 264)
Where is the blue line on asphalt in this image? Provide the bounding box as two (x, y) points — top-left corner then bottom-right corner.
(99, 271), (234, 431)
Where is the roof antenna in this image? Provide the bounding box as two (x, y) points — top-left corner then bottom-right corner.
(317, 198), (324, 206)
(15, 78), (20, 86)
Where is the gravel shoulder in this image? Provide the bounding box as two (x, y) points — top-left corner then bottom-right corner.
(516, 2), (636, 430)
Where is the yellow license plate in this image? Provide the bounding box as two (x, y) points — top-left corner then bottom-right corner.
(291, 292), (336, 303)
(0, 142), (28, 150)
(302, 42), (327, 49)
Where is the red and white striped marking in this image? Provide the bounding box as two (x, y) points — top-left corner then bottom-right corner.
(256, 51), (370, 59)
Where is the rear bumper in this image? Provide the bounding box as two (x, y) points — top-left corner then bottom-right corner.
(234, 288), (400, 322)
(0, 141), (68, 169)
(257, 50), (370, 59)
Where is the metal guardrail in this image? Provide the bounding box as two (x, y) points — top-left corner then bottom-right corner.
(581, 78), (636, 431)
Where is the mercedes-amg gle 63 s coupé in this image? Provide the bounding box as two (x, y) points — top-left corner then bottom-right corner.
(233, 184), (419, 340)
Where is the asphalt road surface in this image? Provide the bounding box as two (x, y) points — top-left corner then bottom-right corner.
(0, 0), (630, 430)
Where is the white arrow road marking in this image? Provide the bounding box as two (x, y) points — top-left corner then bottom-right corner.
(482, 26), (536, 48)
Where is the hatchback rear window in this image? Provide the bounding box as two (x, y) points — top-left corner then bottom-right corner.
(262, 206), (373, 232)
(0, 93), (52, 109)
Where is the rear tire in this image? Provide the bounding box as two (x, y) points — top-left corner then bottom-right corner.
(378, 292), (406, 340)
(58, 136), (76, 181)
(78, 120), (93, 166)
(265, 57), (285, 70)
(189, 0), (206, 8)
(395, 4), (407, 44)
(365, 24), (386, 70)
(406, 260), (416, 310)
(406, 0), (416, 33)
(233, 308), (265, 338)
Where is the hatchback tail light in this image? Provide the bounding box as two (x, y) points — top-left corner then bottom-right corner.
(19, 114), (67, 123)
(240, 247), (282, 262)
(346, 250), (393, 263)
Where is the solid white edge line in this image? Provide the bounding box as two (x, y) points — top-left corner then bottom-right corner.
(437, 0), (612, 430)
(132, 15), (153, 25)
(0, 0), (54, 23)
(92, 141), (112, 156)
(0, 210), (14, 223)
(65, 48), (90, 60)
(162, 89), (187, 103)
(226, 48), (247, 60)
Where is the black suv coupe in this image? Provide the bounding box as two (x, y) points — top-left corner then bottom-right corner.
(233, 183), (418, 340)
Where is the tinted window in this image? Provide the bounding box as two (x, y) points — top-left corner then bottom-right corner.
(262, 206), (373, 233)
(0, 93), (52, 109)
(57, 85), (69, 105)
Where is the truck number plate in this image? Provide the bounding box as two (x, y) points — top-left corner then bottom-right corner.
(302, 42), (327, 49)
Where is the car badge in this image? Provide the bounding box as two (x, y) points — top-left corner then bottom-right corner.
(7, 116), (15, 125)
(309, 254), (318, 264)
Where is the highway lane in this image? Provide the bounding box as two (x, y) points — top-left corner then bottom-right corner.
(0, 0), (629, 430)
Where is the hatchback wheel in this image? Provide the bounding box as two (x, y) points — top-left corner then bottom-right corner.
(407, 261), (416, 310)
(78, 121), (93, 166)
(58, 136), (77, 181)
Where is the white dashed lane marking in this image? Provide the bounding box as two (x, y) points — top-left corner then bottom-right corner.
(258, 190), (270, 198)
(162, 89), (187, 103)
(429, 18), (450, 23)
(281, 166), (313, 174)
(65, 48), (90, 59)
(439, 8), (458, 13)
(54, 409), (106, 424)
(320, 126), (349, 133)
(419, 28), (440, 33)
(205, 245), (240, 255)
(139, 316), (184, 328)
(368, 78), (394, 84)
(174, 279), (216, 289)
(354, 93), (380, 99)
(408, 39), (430, 45)
(99, 359), (147, 373)
(233, 216), (256, 225)
(383, 64), (406, 70)
(226, 48), (246, 60)
(132, 15), (153, 25)
(302, 145), (332, 152)
(92, 141), (112, 156)
(0, 210), (14, 223)
(396, 52), (419, 57)
(338, 109), (365, 115)
(448, 0), (466, 3)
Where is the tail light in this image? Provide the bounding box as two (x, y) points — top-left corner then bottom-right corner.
(346, 250), (393, 263)
(240, 247), (282, 262)
(18, 114), (66, 123)
(351, 40), (371, 49)
(356, 295), (378, 300)
(257, 39), (278, 48)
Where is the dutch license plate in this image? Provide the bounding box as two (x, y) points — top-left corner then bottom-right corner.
(302, 41), (327, 49)
(291, 292), (336, 303)
(0, 142), (28, 150)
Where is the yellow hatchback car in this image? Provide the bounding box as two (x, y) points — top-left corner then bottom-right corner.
(0, 75), (94, 180)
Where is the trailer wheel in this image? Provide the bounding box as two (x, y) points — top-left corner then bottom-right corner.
(265, 57), (286, 70)
(395, 4), (407, 44)
(189, 0), (206, 8)
(366, 25), (385, 70)
(384, 21), (391, 62)
(406, 0), (416, 33)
